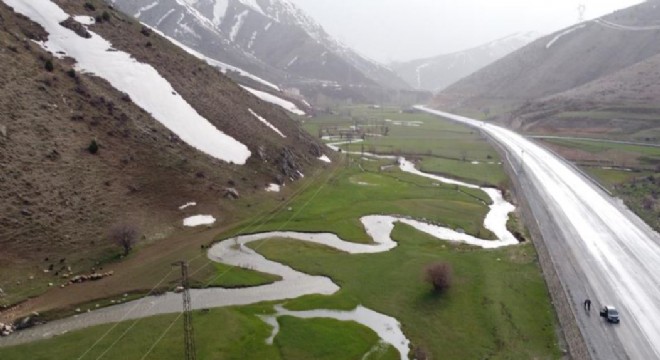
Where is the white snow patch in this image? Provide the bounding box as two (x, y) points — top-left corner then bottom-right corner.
(471, 161), (481, 165)
(546, 24), (586, 49)
(264, 22), (272, 31)
(318, 155), (331, 163)
(285, 55), (298, 68)
(212, 0), (229, 25)
(248, 108), (286, 138)
(179, 202), (197, 210)
(73, 16), (95, 25)
(237, 0), (265, 15)
(183, 215), (216, 227)
(10, 0), (251, 164)
(247, 31), (258, 49)
(241, 86), (305, 116)
(265, 184), (281, 192)
(134, 1), (158, 18)
(156, 8), (175, 26)
(230, 10), (249, 42)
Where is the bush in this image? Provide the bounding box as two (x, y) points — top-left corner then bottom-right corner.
(44, 59), (54, 72)
(88, 139), (99, 154)
(425, 262), (453, 293)
(66, 68), (76, 78)
(109, 224), (139, 256)
(102, 11), (111, 22)
(84, 2), (96, 11)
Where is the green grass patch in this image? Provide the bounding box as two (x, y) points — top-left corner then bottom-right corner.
(274, 316), (397, 360)
(190, 261), (281, 289)
(256, 223), (560, 359)
(419, 156), (507, 187)
(0, 305), (396, 360)
(239, 166), (495, 242)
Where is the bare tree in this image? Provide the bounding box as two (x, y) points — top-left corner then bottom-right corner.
(109, 224), (139, 256)
(425, 262), (453, 293)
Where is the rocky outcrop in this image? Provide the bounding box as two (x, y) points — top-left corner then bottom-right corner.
(59, 17), (91, 39)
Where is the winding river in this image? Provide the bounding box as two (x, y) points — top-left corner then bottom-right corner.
(0, 142), (519, 360)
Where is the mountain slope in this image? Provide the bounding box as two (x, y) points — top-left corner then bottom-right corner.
(0, 0), (328, 304)
(109, 0), (410, 94)
(392, 32), (538, 92)
(433, 1), (660, 113)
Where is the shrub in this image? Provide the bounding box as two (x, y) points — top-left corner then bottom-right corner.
(66, 68), (76, 78)
(109, 224), (139, 256)
(84, 2), (96, 11)
(88, 139), (99, 154)
(102, 11), (111, 22)
(425, 262), (453, 293)
(44, 59), (54, 72)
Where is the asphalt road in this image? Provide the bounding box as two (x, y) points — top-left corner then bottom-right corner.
(418, 107), (660, 360)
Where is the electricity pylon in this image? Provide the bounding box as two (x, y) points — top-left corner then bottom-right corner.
(172, 261), (196, 360)
(578, 4), (586, 23)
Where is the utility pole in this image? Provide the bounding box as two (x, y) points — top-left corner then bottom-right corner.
(172, 261), (196, 360)
(578, 3), (586, 23)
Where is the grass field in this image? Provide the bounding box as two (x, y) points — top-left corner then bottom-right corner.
(0, 304), (397, 360)
(0, 105), (561, 359)
(0, 223), (559, 359)
(304, 105), (508, 188)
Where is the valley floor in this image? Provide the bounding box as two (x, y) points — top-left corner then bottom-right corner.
(0, 106), (561, 359)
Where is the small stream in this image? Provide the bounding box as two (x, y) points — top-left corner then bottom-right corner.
(0, 143), (518, 360)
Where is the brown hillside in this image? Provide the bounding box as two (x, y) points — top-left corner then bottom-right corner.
(432, 0), (660, 137)
(0, 0), (327, 306)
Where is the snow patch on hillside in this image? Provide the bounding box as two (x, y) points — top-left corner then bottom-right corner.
(134, 1), (158, 18)
(238, 0), (265, 15)
(212, 0), (229, 25)
(156, 9), (176, 26)
(248, 108), (286, 138)
(230, 10), (249, 42)
(8, 0), (251, 164)
(183, 215), (216, 227)
(546, 24), (586, 49)
(241, 86), (305, 116)
(265, 184), (281, 192)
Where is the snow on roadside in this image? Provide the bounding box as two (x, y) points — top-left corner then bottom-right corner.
(265, 184), (281, 192)
(179, 202), (197, 210)
(546, 24), (586, 49)
(183, 215), (216, 227)
(8, 0), (251, 164)
(248, 109), (286, 138)
(241, 86), (306, 116)
(318, 155), (331, 163)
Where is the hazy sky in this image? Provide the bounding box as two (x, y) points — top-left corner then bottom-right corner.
(287, 0), (645, 63)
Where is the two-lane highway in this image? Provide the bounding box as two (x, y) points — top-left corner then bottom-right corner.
(418, 106), (660, 360)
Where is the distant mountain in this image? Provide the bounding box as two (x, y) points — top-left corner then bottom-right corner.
(108, 0), (411, 95)
(432, 0), (660, 138)
(392, 32), (538, 92)
(0, 0), (327, 288)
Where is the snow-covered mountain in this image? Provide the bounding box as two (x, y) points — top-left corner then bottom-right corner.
(392, 32), (539, 92)
(109, 0), (410, 94)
